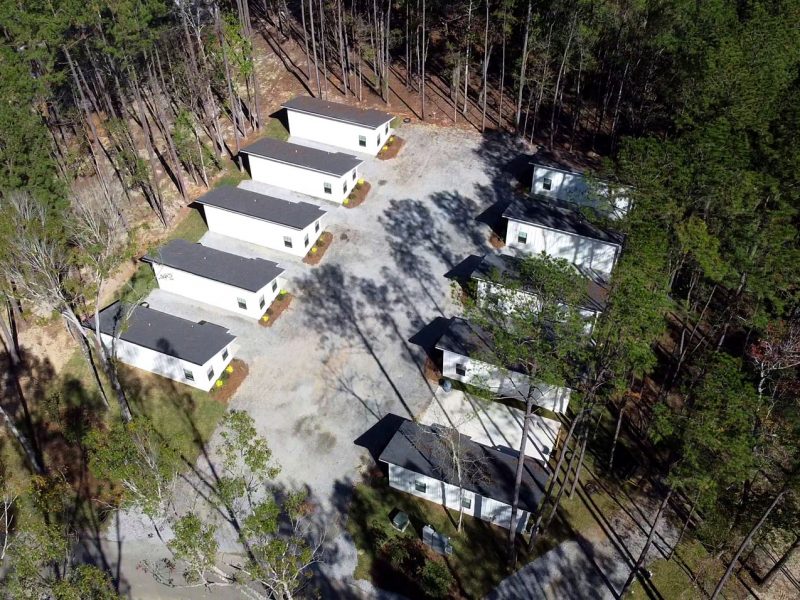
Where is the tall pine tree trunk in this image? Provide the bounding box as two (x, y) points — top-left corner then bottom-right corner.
(514, 1), (532, 131)
(762, 535), (799, 588)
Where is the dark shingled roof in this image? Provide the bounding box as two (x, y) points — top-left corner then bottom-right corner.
(86, 302), (236, 366)
(470, 253), (609, 313)
(283, 95), (393, 129)
(379, 418), (548, 513)
(194, 186), (326, 230)
(240, 137), (362, 176)
(435, 317), (495, 360)
(142, 239), (284, 293)
(503, 198), (625, 245)
(530, 147), (600, 174)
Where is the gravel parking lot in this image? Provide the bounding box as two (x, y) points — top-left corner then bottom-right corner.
(117, 122), (532, 597)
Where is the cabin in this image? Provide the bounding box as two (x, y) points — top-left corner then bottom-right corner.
(531, 150), (630, 219)
(85, 302), (236, 392)
(435, 317), (572, 414)
(282, 95), (394, 156)
(379, 418), (548, 532)
(470, 253), (609, 335)
(142, 239), (285, 320)
(194, 186), (327, 257)
(239, 137), (363, 204)
(502, 198), (624, 277)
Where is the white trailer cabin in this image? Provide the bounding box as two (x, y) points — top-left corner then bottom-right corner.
(194, 186), (327, 257)
(282, 95), (394, 156)
(142, 239), (285, 320)
(240, 137), (363, 204)
(531, 151), (631, 219)
(86, 302), (236, 392)
(503, 198), (624, 277)
(379, 419), (548, 532)
(435, 317), (572, 414)
(470, 253), (609, 335)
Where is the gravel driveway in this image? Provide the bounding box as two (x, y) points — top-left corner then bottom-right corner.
(107, 123), (533, 598)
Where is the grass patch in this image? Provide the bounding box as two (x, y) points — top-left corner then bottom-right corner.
(117, 262), (157, 303)
(263, 117), (290, 141)
(348, 474), (559, 599)
(391, 116), (404, 129)
(213, 169), (248, 190)
(166, 209), (208, 242)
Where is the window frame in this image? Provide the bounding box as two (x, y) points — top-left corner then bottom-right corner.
(517, 231), (528, 244)
(283, 236), (293, 248)
(414, 480), (427, 494)
(183, 369), (195, 382)
(222, 348), (229, 361)
(304, 234), (310, 247)
(455, 363), (467, 377)
(358, 135), (367, 147)
(315, 221), (320, 232)
(272, 281), (278, 292)
(542, 177), (553, 191)
(259, 295), (266, 309)
(237, 297), (247, 310)
(460, 495), (472, 509)
(207, 366), (214, 380)
(323, 182), (332, 195)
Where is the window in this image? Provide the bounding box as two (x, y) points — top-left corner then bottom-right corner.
(222, 348), (229, 361)
(323, 182), (332, 194)
(284, 236), (293, 248)
(358, 135), (367, 147)
(237, 297), (247, 310)
(377, 135), (381, 146)
(517, 231), (528, 244)
(259, 296), (265, 309)
(272, 281), (278, 292)
(385, 123), (389, 134)
(542, 177), (553, 191)
(455, 363), (467, 377)
(183, 369), (195, 382)
(352, 171), (357, 180)
(315, 221), (320, 232)
(461, 495), (472, 509)
(343, 181), (348, 194)
(304, 234), (310, 247)
(207, 366), (214, 380)
(414, 480), (427, 494)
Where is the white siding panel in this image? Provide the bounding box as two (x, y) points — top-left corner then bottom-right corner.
(152, 264), (283, 320)
(101, 334), (235, 392)
(247, 155), (357, 204)
(386, 463), (528, 532)
(532, 165), (630, 219)
(286, 110), (393, 156)
(203, 205), (324, 257)
(476, 280), (599, 335)
(441, 349), (571, 414)
(505, 219), (619, 276)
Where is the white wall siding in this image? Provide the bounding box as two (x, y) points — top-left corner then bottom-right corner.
(286, 110), (393, 156)
(386, 463), (528, 532)
(475, 280), (599, 335)
(505, 219), (619, 276)
(101, 334), (235, 392)
(532, 165), (630, 219)
(151, 264), (282, 320)
(441, 349), (571, 414)
(247, 155), (358, 204)
(203, 205), (325, 257)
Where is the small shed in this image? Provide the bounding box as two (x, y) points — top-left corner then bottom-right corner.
(470, 253), (609, 335)
(194, 186), (327, 257)
(240, 137), (363, 204)
(282, 95), (394, 156)
(379, 418), (548, 532)
(142, 239), (285, 320)
(85, 302), (236, 392)
(435, 317), (572, 414)
(531, 150), (630, 219)
(502, 198), (624, 277)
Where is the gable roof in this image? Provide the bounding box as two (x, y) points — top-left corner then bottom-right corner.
(194, 186), (327, 230)
(142, 239), (284, 293)
(503, 198), (625, 246)
(435, 317), (495, 360)
(379, 418), (548, 513)
(240, 137), (363, 176)
(470, 253), (609, 313)
(86, 302), (236, 366)
(283, 95), (393, 129)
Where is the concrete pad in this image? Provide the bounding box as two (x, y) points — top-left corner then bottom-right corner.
(421, 389), (562, 465)
(287, 135), (375, 161)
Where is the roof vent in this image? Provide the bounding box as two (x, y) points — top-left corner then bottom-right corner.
(139, 301), (149, 308)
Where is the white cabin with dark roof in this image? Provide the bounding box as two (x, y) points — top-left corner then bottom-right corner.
(282, 96), (394, 156)
(85, 302), (236, 392)
(240, 137), (363, 204)
(194, 186), (327, 257)
(142, 240), (286, 320)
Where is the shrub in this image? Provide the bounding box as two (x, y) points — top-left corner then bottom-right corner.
(225, 365), (234, 374)
(261, 315), (270, 322)
(343, 198), (350, 205)
(420, 560), (454, 599)
(311, 247), (318, 254)
(357, 178), (365, 186)
(385, 538), (410, 569)
(382, 145), (389, 151)
(215, 380), (224, 389)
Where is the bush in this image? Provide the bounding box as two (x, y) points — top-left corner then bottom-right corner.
(420, 560), (454, 599)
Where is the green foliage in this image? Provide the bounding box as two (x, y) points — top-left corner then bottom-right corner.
(168, 514), (219, 585)
(420, 559), (455, 599)
(85, 416), (183, 517)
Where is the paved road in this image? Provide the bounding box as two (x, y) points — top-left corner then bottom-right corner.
(100, 123), (526, 597)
